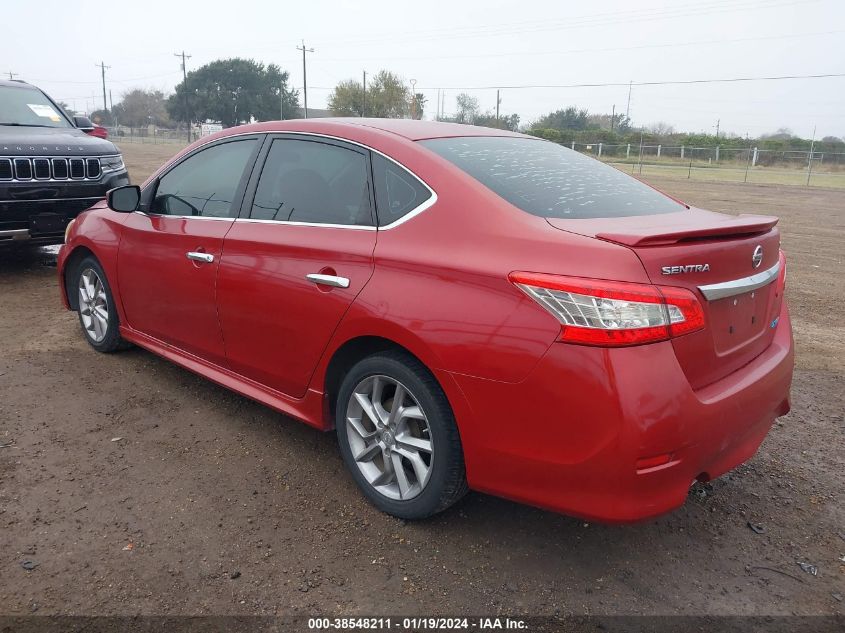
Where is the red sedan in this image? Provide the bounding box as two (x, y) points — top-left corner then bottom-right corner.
(57, 119), (793, 522)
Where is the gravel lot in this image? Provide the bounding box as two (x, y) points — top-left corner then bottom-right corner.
(0, 142), (843, 618)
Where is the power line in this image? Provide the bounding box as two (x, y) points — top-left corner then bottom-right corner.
(314, 0), (816, 48)
(313, 29), (843, 64)
(296, 39), (315, 118)
(418, 72), (845, 91)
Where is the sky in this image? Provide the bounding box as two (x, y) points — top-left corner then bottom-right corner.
(2, 0), (843, 138)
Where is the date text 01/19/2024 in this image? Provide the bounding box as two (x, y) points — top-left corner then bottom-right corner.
(307, 617), (528, 630)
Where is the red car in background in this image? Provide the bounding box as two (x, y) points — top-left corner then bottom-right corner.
(57, 119), (793, 522)
(86, 124), (108, 139)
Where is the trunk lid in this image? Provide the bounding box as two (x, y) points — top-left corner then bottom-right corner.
(547, 209), (783, 389)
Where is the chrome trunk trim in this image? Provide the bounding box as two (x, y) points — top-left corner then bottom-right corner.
(698, 261), (780, 301)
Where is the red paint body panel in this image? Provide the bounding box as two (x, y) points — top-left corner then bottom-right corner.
(217, 222), (377, 397)
(57, 119), (794, 523)
(118, 213), (233, 366)
(452, 300), (793, 522)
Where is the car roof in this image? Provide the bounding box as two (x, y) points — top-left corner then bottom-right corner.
(215, 118), (529, 142)
(315, 118), (527, 141)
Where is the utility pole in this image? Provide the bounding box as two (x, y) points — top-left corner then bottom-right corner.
(174, 51), (192, 141)
(625, 80), (632, 121)
(96, 61), (110, 112)
(7, 71), (18, 80)
(611, 104), (616, 133)
(297, 40), (314, 118)
(496, 89), (501, 122)
(715, 119), (720, 139)
(362, 71), (366, 117)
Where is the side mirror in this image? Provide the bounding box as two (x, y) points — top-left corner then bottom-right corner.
(107, 185), (141, 213)
(73, 115), (95, 131)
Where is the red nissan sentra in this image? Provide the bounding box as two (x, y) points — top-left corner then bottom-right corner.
(57, 119), (793, 522)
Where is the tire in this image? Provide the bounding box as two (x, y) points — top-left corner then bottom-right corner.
(336, 350), (468, 519)
(72, 255), (130, 353)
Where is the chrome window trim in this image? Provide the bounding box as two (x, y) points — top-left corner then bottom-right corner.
(248, 130), (438, 230)
(275, 132), (438, 230)
(137, 129), (439, 229)
(235, 217), (377, 231)
(698, 261), (781, 301)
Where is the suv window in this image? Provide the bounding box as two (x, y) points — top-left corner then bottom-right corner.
(371, 154), (432, 226)
(150, 139), (257, 218)
(419, 136), (683, 219)
(250, 138), (372, 226)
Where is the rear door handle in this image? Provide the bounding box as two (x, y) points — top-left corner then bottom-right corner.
(306, 273), (350, 288)
(186, 251), (214, 263)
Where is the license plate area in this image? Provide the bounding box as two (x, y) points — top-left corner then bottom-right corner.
(708, 286), (771, 354)
(29, 213), (66, 235)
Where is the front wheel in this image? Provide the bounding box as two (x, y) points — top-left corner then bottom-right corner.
(336, 351), (468, 519)
(73, 256), (129, 353)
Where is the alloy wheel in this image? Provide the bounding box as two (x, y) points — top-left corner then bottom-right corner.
(78, 268), (109, 343)
(344, 375), (434, 500)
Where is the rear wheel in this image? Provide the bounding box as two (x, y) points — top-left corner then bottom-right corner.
(336, 351), (468, 519)
(73, 256), (129, 353)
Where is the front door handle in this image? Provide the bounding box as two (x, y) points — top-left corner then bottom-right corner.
(306, 273), (350, 289)
(186, 251), (214, 263)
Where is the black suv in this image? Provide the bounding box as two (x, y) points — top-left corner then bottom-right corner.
(1, 80), (129, 246)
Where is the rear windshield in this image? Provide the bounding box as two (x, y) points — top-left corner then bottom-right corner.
(419, 136), (683, 219)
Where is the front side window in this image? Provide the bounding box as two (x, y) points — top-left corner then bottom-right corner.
(250, 138), (372, 226)
(150, 139), (257, 218)
(420, 136), (683, 219)
(0, 85), (71, 128)
(371, 154), (432, 226)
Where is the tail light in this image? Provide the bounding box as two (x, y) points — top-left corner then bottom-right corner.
(509, 272), (705, 347)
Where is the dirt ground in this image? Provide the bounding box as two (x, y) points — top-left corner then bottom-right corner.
(0, 142), (843, 618)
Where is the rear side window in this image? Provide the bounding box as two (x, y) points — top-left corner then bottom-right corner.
(419, 136), (682, 219)
(371, 154), (432, 226)
(150, 139), (256, 218)
(250, 139), (372, 226)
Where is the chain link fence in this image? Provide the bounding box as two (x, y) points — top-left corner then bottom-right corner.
(568, 142), (844, 187)
(105, 126), (193, 144)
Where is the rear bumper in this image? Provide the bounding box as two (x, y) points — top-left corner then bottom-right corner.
(450, 301), (794, 523)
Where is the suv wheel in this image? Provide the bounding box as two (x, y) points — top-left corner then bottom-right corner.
(336, 351), (468, 519)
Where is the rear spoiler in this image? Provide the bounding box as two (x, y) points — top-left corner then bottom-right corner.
(596, 214), (779, 247)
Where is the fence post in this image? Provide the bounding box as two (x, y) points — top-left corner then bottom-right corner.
(571, 141), (575, 150)
(626, 143), (630, 159)
(715, 145), (720, 162)
(657, 144), (662, 158)
(680, 145), (684, 159)
(598, 143), (603, 158)
(752, 147), (758, 166)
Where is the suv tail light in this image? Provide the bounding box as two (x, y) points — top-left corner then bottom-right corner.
(509, 272), (705, 347)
